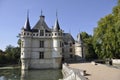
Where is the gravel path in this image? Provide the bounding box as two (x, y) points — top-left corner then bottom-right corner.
(69, 63), (120, 80)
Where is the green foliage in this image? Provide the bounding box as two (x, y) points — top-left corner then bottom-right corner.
(93, 0), (120, 59)
(80, 32), (97, 60)
(17, 39), (21, 47)
(5, 45), (20, 64)
(0, 43), (20, 65)
(117, 0), (120, 6)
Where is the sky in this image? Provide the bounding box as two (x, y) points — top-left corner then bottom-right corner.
(0, 0), (118, 51)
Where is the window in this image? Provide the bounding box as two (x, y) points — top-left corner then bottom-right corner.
(39, 52), (44, 59)
(61, 33), (63, 36)
(33, 34), (35, 36)
(36, 34), (38, 36)
(24, 33), (26, 35)
(62, 48), (64, 53)
(40, 30), (44, 36)
(70, 54), (73, 58)
(58, 33), (60, 36)
(27, 33), (29, 35)
(40, 41), (44, 48)
(60, 41), (62, 47)
(70, 48), (72, 52)
(55, 33), (57, 36)
(62, 43), (64, 47)
(70, 43), (72, 46)
(21, 41), (24, 47)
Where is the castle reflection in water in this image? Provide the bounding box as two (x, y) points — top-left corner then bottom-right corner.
(21, 69), (62, 80)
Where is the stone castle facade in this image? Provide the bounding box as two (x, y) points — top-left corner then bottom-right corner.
(20, 13), (85, 70)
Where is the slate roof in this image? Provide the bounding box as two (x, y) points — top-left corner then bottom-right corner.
(32, 15), (51, 32)
(23, 16), (31, 31)
(53, 18), (60, 31)
(63, 33), (75, 44)
(77, 33), (83, 44)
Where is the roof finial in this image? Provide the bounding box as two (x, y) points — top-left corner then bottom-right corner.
(27, 9), (29, 19)
(79, 28), (81, 34)
(53, 10), (60, 31)
(69, 28), (71, 34)
(24, 9), (31, 31)
(56, 10), (58, 19)
(41, 9), (43, 16)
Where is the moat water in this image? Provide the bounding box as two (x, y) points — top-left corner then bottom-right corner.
(0, 69), (62, 80)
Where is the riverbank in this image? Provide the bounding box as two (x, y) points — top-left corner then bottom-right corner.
(0, 64), (20, 70)
(69, 63), (120, 80)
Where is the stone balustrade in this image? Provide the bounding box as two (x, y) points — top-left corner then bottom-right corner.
(59, 63), (88, 80)
(112, 59), (120, 64)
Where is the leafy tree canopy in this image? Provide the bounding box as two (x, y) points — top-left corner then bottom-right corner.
(93, 0), (120, 59)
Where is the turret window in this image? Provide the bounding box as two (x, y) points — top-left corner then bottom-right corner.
(36, 34), (38, 36)
(21, 41), (24, 47)
(40, 41), (44, 48)
(33, 34), (35, 36)
(40, 30), (44, 36)
(60, 41), (62, 47)
(39, 52), (44, 59)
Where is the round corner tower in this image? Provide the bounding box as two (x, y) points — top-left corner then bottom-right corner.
(75, 33), (85, 60)
(52, 18), (63, 68)
(20, 15), (32, 70)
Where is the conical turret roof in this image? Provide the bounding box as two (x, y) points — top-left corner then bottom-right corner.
(77, 33), (83, 44)
(24, 12), (31, 31)
(53, 18), (60, 31)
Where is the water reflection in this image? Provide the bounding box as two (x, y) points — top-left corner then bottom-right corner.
(0, 69), (62, 80)
(21, 69), (62, 80)
(0, 69), (21, 80)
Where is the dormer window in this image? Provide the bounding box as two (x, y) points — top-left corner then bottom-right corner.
(40, 30), (44, 36)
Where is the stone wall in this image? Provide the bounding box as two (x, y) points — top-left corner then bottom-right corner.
(30, 58), (61, 69)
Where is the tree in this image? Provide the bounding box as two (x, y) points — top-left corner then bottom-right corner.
(93, 0), (120, 59)
(17, 39), (21, 47)
(80, 32), (97, 60)
(5, 45), (20, 64)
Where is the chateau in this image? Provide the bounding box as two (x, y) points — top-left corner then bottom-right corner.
(20, 13), (85, 70)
